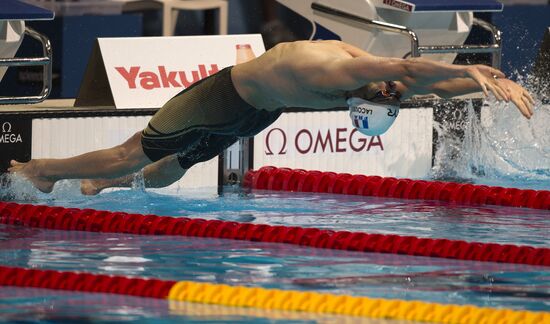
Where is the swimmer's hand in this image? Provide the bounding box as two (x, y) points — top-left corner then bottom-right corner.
(496, 78), (535, 119)
(463, 65), (510, 101)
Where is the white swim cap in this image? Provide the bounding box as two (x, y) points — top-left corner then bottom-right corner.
(347, 97), (399, 136)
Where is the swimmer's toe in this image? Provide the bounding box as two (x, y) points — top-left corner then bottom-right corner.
(8, 160), (24, 173)
(10, 160), (22, 166)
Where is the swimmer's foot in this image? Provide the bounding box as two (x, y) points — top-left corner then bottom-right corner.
(80, 179), (105, 196)
(8, 159), (56, 193)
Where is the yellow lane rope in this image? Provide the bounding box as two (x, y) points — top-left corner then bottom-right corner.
(168, 281), (549, 324)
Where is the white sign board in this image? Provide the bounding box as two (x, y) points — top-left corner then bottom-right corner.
(254, 109), (433, 178)
(32, 116), (219, 192)
(75, 34), (265, 109)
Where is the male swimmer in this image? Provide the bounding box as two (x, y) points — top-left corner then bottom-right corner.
(8, 40), (535, 194)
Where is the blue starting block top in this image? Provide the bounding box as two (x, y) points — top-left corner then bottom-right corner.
(381, 0), (503, 13)
(1, 0), (55, 21)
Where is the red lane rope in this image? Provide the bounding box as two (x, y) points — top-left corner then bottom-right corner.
(1, 202), (548, 266)
(243, 167), (550, 210)
(0, 265), (175, 298)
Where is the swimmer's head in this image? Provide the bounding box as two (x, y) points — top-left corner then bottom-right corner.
(348, 81), (401, 105)
(347, 81), (401, 136)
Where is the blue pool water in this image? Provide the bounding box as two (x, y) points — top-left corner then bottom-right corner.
(0, 288), (374, 323)
(0, 186), (549, 322)
(1, 221), (549, 312)
(18, 186), (550, 247)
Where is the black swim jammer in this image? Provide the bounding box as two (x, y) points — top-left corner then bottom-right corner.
(141, 66), (282, 169)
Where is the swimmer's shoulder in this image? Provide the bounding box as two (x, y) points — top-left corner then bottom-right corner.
(265, 41), (317, 56)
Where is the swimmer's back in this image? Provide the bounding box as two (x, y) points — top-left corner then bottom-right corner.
(233, 41), (355, 110)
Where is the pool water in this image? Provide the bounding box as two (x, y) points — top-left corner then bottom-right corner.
(1, 221), (549, 314)
(16, 185), (550, 247)
(2, 288), (370, 323)
(0, 186), (549, 322)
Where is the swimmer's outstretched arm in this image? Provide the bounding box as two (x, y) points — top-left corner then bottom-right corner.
(338, 56), (509, 100)
(325, 40), (537, 118)
(324, 40), (509, 101)
(329, 40), (534, 118)
(395, 77), (535, 119)
(81, 155), (186, 195)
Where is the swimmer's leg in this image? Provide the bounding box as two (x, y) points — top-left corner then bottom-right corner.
(8, 131), (151, 193)
(81, 154), (186, 195)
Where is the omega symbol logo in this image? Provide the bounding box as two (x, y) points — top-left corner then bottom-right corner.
(2, 122), (12, 133)
(0, 121), (23, 144)
(265, 128), (287, 155)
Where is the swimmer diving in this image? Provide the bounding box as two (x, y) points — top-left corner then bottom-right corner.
(9, 40), (534, 194)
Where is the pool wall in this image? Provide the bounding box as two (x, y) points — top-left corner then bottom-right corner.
(0, 98), (482, 189)
(0, 103), (219, 191)
(253, 108), (433, 177)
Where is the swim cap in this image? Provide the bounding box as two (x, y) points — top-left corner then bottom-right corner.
(348, 97), (399, 136)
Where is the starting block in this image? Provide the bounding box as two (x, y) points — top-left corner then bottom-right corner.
(0, 0), (54, 104)
(277, 0), (503, 66)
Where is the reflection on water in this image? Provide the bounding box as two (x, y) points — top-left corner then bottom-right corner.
(2, 187), (546, 247)
(2, 288), (380, 323)
(1, 224), (548, 312)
